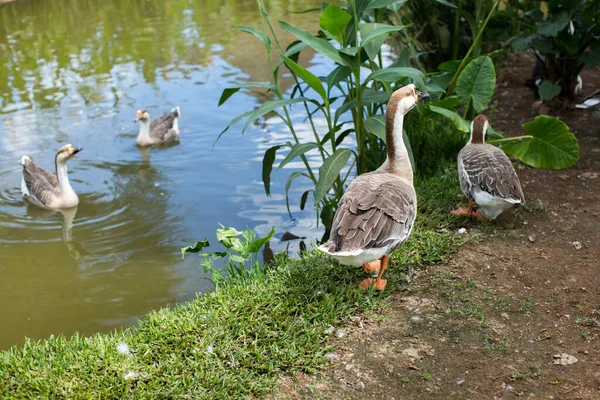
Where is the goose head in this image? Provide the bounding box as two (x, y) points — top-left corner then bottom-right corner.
(56, 144), (82, 163)
(469, 114), (489, 144)
(135, 109), (150, 123)
(389, 84), (429, 115)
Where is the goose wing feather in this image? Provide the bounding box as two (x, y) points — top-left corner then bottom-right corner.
(325, 172), (417, 254)
(150, 110), (179, 141)
(22, 160), (59, 206)
(458, 144), (524, 202)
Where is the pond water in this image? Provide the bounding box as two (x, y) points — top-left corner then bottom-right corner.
(0, 0), (327, 350)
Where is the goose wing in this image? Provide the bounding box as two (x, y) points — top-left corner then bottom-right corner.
(150, 109), (179, 142)
(22, 160), (59, 206)
(323, 172), (417, 254)
(458, 144), (524, 202)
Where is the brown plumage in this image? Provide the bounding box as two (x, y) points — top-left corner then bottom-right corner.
(455, 114), (524, 220)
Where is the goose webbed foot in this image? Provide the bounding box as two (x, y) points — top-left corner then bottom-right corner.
(359, 255), (389, 291)
(362, 260), (380, 275)
(474, 209), (490, 221)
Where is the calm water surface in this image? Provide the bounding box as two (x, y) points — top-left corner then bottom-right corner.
(0, 0), (326, 349)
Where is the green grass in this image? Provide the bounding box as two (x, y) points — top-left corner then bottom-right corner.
(0, 166), (469, 399)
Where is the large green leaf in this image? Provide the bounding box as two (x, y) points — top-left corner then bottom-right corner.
(282, 56), (327, 104)
(364, 114), (414, 169)
(456, 56), (496, 113)
(243, 98), (308, 133)
(236, 26), (271, 51)
(319, 4), (351, 42)
(218, 82), (274, 107)
(263, 144), (286, 196)
(538, 80), (561, 101)
(279, 142), (320, 169)
(500, 116), (579, 169)
(314, 148), (352, 205)
(366, 67), (425, 88)
(279, 21), (349, 66)
(428, 105), (470, 132)
(582, 40), (600, 67)
(537, 12), (570, 37)
(246, 227), (276, 254)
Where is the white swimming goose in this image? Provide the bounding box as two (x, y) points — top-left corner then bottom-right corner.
(135, 107), (181, 147)
(451, 114), (525, 220)
(20, 144), (82, 209)
(318, 84), (428, 290)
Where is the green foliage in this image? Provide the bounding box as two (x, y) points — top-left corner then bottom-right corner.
(508, 0), (600, 100)
(498, 116), (579, 169)
(181, 225), (275, 284)
(456, 56), (496, 114)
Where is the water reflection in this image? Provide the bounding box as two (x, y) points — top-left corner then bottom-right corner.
(0, 0), (324, 350)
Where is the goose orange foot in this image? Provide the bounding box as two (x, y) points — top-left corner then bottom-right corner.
(474, 209), (490, 221)
(359, 278), (388, 291)
(362, 260), (380, 274)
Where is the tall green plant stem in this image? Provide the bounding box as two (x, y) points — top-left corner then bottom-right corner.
(351, 5), (366, 175)
(443, 0), (499, 98)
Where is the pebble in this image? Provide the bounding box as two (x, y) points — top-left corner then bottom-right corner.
(410, 315), (422, 323)
(572, 241), (582, 250)
(325, 353), (340, 361)
(205, 345), (215, 354)
(527, 234), (536, 243)
(458, 228), (467, 234)
(336, 329), (346, 338)
(324, 325), (335, 335)
(456, 378), (465, 385)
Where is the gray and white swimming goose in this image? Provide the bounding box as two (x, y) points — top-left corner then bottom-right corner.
(318, 84), (428, 291)
(20, 144), (82, 209)
(451, 114), (524, 220)
(135, 106), (181, 147)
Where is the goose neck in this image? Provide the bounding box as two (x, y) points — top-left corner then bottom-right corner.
(380, 104), (413, 182)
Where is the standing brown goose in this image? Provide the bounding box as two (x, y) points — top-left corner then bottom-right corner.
(318, 84), (428, 290)
(451, 114), (524, 220)
(135, 106), (181, 146)
(20, 144), (83, 209)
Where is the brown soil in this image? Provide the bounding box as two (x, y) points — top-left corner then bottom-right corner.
(278, 54), (600, 399)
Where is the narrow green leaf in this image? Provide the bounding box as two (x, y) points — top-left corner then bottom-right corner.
(366, 67), (425, 88)
(428, 105), (470, 132)
(284, 171), (310, 216)
(282, 56), (327, 103)
(366, 0), (404, 10)
(319, 4), (351, 42)
(500, 116), (579, 169)
(334, 90), (390, 122)
(215, 109), (254, 146)
(434, 0), (456, 8)
(180, 239), (210, 259)
(218, 82), (274, 107)
(538, 80), (561, 101)
(300, 190), (310, 210)
(243, 98), (308, 133)
(359, 24), (407, 47)
(263, 145), (285, 196)
(279, 21), (349, 66)
(236, 26), (271, 51)
(358, 23), (387, 60)
(279, 142), (319, 169)
(314, 148), (352, 206)
(456, 56), (496, 113)
(326, 65), (352, 91)
(246, 227), (276, 253)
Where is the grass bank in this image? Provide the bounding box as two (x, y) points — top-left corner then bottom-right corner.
(0, 165), (468, 399)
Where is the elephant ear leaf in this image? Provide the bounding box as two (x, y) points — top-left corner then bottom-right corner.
(499, 116), (579, 169)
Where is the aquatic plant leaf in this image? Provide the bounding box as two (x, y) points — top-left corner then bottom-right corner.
(300, 190), (310, 210)
(428, 105), (470, 132)
(456, 56), (496, 113)
(279, 21), (350, 66)
(246, 227), (276, 254)
(180, 239), (210, 259)
(242, 227), (256, 245)
(243, 98), (308, 133)
(282, 56), (327, 104)
(218, 82), (274, 107)
(314, 148), (352, 206)
(319, 3), (351, 42)
(279, 142), (319, 169)
(326, 66), (352, 91)
(500, 115), (579, 169)
(284, 171), (310, 216)
(359, 24), (407, 47)
(366, 0), (406, 10)
(236, 26), (271, 51)
(366, 67), (425, 88)
(263, 144), (286, 196)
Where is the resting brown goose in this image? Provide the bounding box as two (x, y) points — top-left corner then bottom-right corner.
(135, 106), (181, 146)
(20, 144), (82, 209)
(451, 114), (525, 220)
(318, 84), (428, 290)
